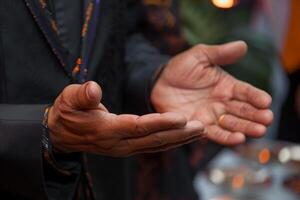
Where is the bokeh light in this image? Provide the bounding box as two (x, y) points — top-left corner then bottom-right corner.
(211, 0), (239, 9)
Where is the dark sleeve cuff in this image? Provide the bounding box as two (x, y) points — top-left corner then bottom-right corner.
(0, 105), (48, 199)
(0, 104), (81, 200)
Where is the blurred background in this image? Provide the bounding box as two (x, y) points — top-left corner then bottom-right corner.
(140, 0), (300, 199)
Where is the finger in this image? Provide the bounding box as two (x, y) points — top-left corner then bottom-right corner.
(64, 81), (102, 110)
(98, 103), (109, 112)
(206, 125), (245, 146)
(115, 112), (188, 138)
(195, 41), (248, 65)
(218, 114), (267, 138)
(50, 129), (90, 153)
(132, 136), (201, 155)
(232, 81), (272, 109)
(225, 100), (274, 125)
(123, 120), (205, 152)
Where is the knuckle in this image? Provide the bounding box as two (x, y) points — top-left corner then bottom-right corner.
(214, 128), (229, 143)
(135, 116), (150, 135)
(220, 133), (230, 143)
(59, 85), (80, 109)
(245, 123), (253, 134)
(239, 104), (254, 118)
(57, 93), (72, 112)
(226, 118), (238, 130)
(136, 124), (149, 136)
(245, 122), (261, 135)
(150, 134), (165, 147)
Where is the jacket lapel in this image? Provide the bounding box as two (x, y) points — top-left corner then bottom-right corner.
(24, 0), (110, 81)
(86, 1), (112, 79)
(23, 0), (71, 76)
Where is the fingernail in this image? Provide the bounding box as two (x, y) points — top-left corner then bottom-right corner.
(85, 82), (93, 100)
(86, 82), (97, 100)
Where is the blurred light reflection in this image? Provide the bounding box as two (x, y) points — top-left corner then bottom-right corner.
(211, 0), (238, 9)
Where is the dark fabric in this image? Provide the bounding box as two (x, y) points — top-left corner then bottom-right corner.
(124, 34), (169, 114)
(0, 0), (204, 200)
(0, 0), (169, 199)
(278, 69), (300, 143)
(51, 0), (82, 68)
(0, 105), (47, 200)
(44, 156), (82, 200)
(131, 150), (199, 200)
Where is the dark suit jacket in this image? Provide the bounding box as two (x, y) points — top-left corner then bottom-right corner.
(0, 1), (201, 200)
(0, 0), (171, 199)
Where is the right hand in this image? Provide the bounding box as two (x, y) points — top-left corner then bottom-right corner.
(48, 81), (205, 157)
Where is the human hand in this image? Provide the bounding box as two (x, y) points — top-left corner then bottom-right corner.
(151, 41), (273, 145)
(48, 81), (205, 157)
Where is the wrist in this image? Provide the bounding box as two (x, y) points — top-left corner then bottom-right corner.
(46, 106), (63, 153)
(42, 105), (81, 175)
(42, 105), (70, 175)
(47, 105), (71, 153)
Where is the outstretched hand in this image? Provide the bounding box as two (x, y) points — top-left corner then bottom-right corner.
(151, 41), (273, 145)
(48, 81), (205, 157)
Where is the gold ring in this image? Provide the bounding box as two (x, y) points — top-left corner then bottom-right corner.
(218, 114), (226, 125)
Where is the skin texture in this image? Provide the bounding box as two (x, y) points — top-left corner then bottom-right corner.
(48, 81), (205, 157)
(49, 41), (274, 156)
(151, 41), (274, 145)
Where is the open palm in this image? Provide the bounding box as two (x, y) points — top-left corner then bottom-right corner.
(151, 41), (273, 145)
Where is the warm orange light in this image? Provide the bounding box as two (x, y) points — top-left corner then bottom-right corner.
(231, 175), (244, 189)
(211, 0), (238, 9)
(258, 148), (271, 164)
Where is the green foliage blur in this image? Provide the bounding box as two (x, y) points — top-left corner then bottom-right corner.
(180, 0), (276, 93)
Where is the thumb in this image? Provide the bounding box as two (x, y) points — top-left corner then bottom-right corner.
(198, 41), (248, 66)
(66, 81), (102, 110)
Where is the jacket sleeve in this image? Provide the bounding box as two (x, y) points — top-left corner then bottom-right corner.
(124, 1), (169, 115)
(0, 105), (81, 200)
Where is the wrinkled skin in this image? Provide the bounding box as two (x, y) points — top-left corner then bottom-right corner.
(151, 41), (273, 145)
(48, 82), (204, 157)
(49, 41), (273, 157)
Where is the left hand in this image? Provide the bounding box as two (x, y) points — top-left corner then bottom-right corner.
(151, 41), (273, 145)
